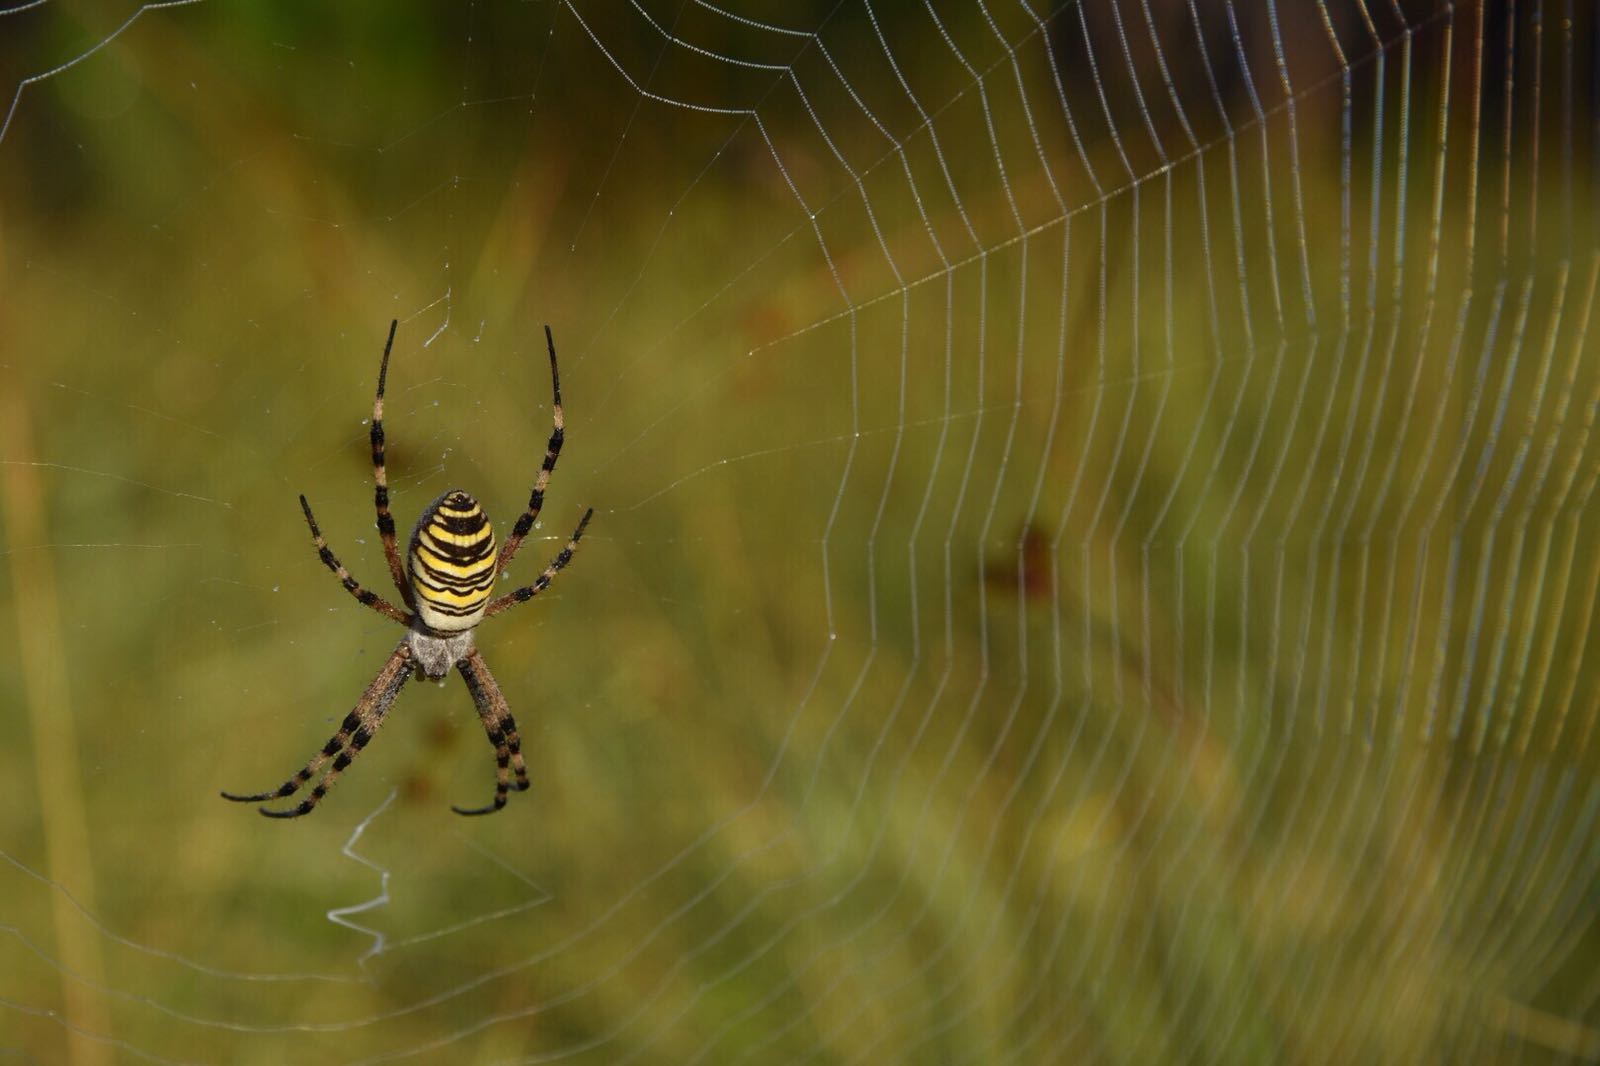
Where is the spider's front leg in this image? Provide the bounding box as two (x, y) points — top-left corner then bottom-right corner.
(221, 642), (412, 818)
(495, 324), (568, 575)
(485, 507), (594, 618)
(369, 319), (416, 609)
(299, 494), (411, 625)
(452, 648), (530, 816)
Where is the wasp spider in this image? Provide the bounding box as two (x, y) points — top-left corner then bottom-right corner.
(222, 320), (593, 818)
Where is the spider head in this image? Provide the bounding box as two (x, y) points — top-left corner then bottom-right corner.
(407, 489), (498, 635)
(406, 626), (476, 680)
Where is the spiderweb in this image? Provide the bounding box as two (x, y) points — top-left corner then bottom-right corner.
(1, 0), (1597, 1061)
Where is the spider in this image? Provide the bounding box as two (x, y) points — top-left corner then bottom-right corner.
(222, 320), (592, 818)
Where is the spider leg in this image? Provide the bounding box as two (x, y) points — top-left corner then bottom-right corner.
(495, 325), (567, 576)
(484, 508), (594, 619)
(370, 320), (415, 608)
(452, 648), (530, 816)
(222, 643), (413, 818)
(300, 494), (411, 625)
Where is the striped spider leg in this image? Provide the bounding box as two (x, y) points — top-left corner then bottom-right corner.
(222, 321), (593, 818)
(452, 648), (527, 815)
(370, 318), (417, 611)
(221, 644), (413, 818)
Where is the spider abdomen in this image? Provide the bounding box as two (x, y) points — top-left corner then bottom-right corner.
(408, 489), (497, 633)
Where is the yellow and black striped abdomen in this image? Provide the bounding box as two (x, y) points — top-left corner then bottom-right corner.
(408, 490), (497, 633)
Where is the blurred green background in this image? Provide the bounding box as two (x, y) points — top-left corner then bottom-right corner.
(1, 1), (1598, 1062)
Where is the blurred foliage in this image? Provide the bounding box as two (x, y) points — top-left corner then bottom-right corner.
(0, 1), (1598, 1063)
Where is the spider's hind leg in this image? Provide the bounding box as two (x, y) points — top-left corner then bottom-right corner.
(221, 642), (413, 818)
(219, 722), (350, 804)
(453, 648), (530, 816)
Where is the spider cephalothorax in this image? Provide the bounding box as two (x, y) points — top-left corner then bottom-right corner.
(222, 321), (592, 818)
